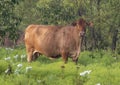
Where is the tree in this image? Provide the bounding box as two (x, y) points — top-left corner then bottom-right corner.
(81, 0), (120, 51)
(14, 0), (38, 30)
(36, 0), (79, 25)
(0, 0), (21, 45)
(13, 0), (120, 52)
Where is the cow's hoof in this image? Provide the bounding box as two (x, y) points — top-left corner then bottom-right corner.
(61, 65), (65, 69)
(76, 65), (80, 69)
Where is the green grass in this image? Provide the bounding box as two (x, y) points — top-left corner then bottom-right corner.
(0, 47), (120, 85)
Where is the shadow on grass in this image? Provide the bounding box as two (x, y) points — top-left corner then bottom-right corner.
(36, 55), (61, 64)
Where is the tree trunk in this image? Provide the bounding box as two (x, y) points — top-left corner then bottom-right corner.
(111, 29), (118, 51)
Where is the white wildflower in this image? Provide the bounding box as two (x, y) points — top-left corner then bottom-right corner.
(5, 48), (9, 50)
(17, 64), (22, 68)
(10, 48), (13, 51)
(4, 57), (11, 61)
(96, 83), (101, 85)
(80, 70), (92, 76)
(5, 69), (9, 74)
(21, 55), (26, 62)
(37, 80), (41, 83)
(5, 48), (13, 51)
(5, 68), (12, 74)
(14, 55), (19, 59)
(26, 66), (32, 73)
(14, 69), (20, 74)
(21, 55), (26, 59)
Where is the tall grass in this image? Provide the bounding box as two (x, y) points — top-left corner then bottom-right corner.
(0, 47), (120, 85)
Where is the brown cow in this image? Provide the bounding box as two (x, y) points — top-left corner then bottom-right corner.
(24, 18), (91, 64)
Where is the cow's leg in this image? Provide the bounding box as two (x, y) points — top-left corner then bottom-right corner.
(27, 49), (33, 62)
(64, 57), (68, 64)
(72, 56), (79, 65)
(26, 45), (33, 62)
(61, 52), (68, 64)
(75, 57), (78, 65)
(32, 52), (40, 61)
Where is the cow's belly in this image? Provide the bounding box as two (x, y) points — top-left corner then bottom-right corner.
(34, 44), (61, 58)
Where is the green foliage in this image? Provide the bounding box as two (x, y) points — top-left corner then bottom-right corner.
(0, 47), (120, 85)
(0, 0), (119, 84)
(79, 0), (120, 51)
(0, 60), (8, 74)
(14, 0), (38, 29)
(0, 0), (21, 43)
(79, 50), (117, 66)
(0, 0), (119, 52)
(36, 0), (79, 25)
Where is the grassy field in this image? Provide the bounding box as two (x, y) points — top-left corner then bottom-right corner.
(0, 47), (120, 85)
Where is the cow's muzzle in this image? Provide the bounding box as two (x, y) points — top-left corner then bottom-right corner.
(80, 31), (85, 37)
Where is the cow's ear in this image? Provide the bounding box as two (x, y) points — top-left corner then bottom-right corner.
(71, 22), (77, 26)
(86, 22), (93, 27)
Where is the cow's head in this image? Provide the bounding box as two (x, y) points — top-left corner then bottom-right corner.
(72, 18), (93, 37)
